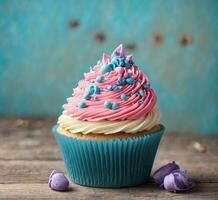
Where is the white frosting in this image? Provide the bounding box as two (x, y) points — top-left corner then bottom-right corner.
(58, 107), (161, 134)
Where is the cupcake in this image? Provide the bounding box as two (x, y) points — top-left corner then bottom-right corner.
(52, 44), (165, 188)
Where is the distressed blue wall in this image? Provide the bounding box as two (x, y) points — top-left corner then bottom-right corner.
(0, 0), (218, 134)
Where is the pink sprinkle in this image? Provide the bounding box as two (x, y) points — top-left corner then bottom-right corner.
(93, 96), (98, 101)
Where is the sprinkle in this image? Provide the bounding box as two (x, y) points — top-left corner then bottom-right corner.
(124, 72), (129, 78)
(112, 84), (118, 91)
(112, 102), (119, 110)
(130, 89), (136, 96)
(119, 58), (125, 67)
(107, 85), (113, 90)
(139, 89), (144, 96)
(101, 63), (113, 74)
(138, 79), (142, 83)
(111, 62), (117, 70)
(78, 102), (86, 108)
(96, 76), (102, 83)
(93, 85), (100, 94)
(87, 85), (94, 95)
(126, 77), (134, 85)
(126, 54), (134, 64)
(124, 60), (130, 68)
(104, 100), (112, 109)
(111, 44), (124, 58)
(118, 77), (124, 85)
(143, 83), (150, 89)
(83, 93), (90, 100)
(120, 93), (127, 101)
(111, 57), (119, 67)
(87, 85), (101, 95)
(111, 57), (127, 68)
(138, 100), (144, 104)
(93, 96), (98, 101)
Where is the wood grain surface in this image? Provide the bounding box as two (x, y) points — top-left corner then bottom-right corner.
(0, 118), (217, 199)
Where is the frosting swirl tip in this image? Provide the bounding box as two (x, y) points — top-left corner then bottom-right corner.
(58, 44), (161, 134)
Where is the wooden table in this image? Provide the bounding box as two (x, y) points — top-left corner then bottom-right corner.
(0, 118), (217, 200)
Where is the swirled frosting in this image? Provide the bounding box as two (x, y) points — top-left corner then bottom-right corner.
(58, 107), (160, 134)
(58, 44), (161, 134)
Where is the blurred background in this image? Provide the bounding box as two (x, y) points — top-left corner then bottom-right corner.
(0, 0), (217, 134)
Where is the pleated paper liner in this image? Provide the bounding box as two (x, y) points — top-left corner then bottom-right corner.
(52, 124), (165, 188)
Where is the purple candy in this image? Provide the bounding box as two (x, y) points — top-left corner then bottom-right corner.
(164, 169), (194, 192)
(111, 44), (124, 58)
(153, 161), (179, 188)
(48, 170), (69, 191)
(126, 54), (134, 64)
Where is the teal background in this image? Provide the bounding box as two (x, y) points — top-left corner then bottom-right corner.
(0, 0), (218, 134)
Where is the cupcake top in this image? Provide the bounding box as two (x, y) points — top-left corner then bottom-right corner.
(58, 44), (160, 134)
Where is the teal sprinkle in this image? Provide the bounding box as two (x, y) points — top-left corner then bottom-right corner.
(139, 89), (144, 96)
(120, 93), (127, 101)
(118, 77), (124, 85)
(119, 58), (125, 67)
(110, 57), (127, 69)
(111, 62), (117, 70)
(96, 76), (102, 83)
(87, 85), (100, 95)
(83, 93), (90, 100)
(104, 100), (112, 108)
(101, 55), (132, 75)
(93, 85), (100, 94)
(101, 64), (113, 74)
(138, 100), (144, 104)
(138, 79), (142, 83)
(126, 77), (134, 85)
(111, 58), (119, 67)
(87, 85), (94, 95)
(143, 83), (150, 89)
(125, 60), (130, 68)
(112, 102), (119, 110)
(78, 101), (86, 108)
(112, 84), (118, 91)
(107, 85), (113, 90)
(117, 58), (122, 64)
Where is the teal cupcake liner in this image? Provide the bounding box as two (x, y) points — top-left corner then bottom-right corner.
(52, 125), (165, 188)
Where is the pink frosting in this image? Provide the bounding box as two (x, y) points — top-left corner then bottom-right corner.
(62, 64), (157, 121)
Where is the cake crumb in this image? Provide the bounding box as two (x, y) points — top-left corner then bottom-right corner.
(193, 141), (207, 153)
